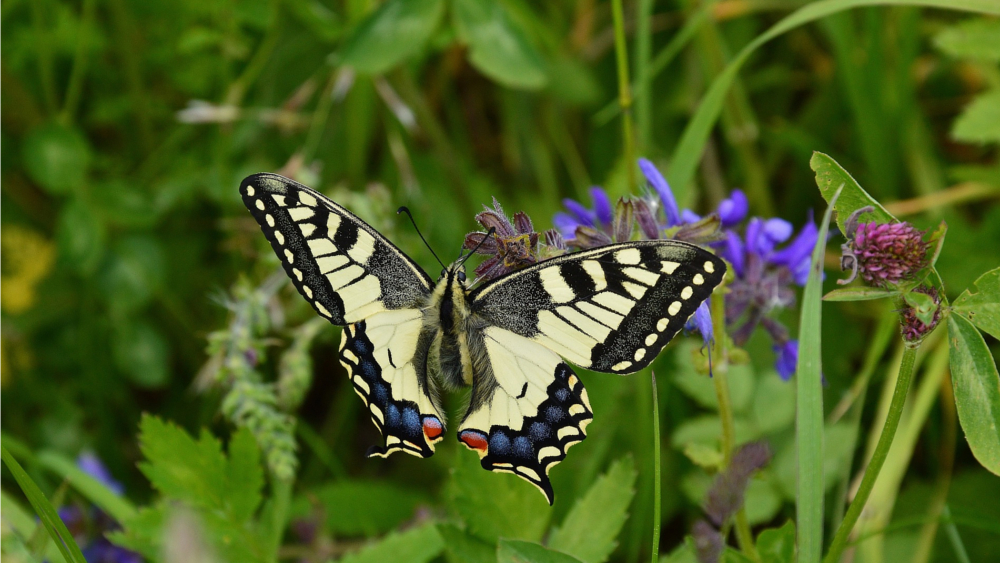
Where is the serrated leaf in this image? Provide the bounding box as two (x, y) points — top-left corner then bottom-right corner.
(934, 17), (1000, 62)
(548, 457), (636, 563)
(952, 90), (1000, 145)
(810, 151), (895, 234)
(948, 314), (1000, 476)
(953, 267), (1000, 340)
(822, 286), (900, 301)
(225, 427), (263, 522)
(452, 0), (547, 90)
(339, 524), (444, 563)
(439, 524), (496, 563)
(338, 0), (444, 74)
(756, 520), (795, 563)
(498, 539), (584, 563)
(312, 480), (428, 536)
(446, 448), (551, 543)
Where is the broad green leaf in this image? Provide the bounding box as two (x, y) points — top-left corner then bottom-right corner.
(56, 199), (106, 275)
(756, 520), (796, 563)
(724, 549), (755, 563)
(952, 91), (1000, 145)
(22, 123), (91, 194)
(107, 505), (166, 560)
(439, 524), (496, 563)
(446, 448), (551, 543)
(340, 524), (444, 563)
(667, 0), (1000, 195)
(823, 287), (900, 302)
(671, 415), (759, 449)
(0, 447), (87, 563)
(672, 341), (755, 412)
(751, 372), (796, 435)
(948, 314), (1000, 476)
(953, 267), (1000, 340)
(339, 0), (444, 74)
(452, 0), (547, 90)
(810, 152), (895, 234)
(497, 539), (584, 563)
(224, 427), (263, 523)
(311, 480), (428, 535)
(548, 457), (637, 563)
(660, 542), (697, 563)
(682, 443), (723, 469)
(36, 450), (137, 523)
(934, 17), (1000, 62)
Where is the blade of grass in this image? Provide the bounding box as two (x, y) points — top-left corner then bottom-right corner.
(1, 446), (88, 563)
(635, 0), (653, 152)
(651, 372), (661, 563)
(36, 450), (137, 523)
(942, 505), (972, 563)
(797, 185), (842, 563)
(667, 0), (1000, 195)
(610, 0), (636, 190)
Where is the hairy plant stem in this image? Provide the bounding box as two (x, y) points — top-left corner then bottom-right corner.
(710, 292), (760, 562)
(610, 0), (636, 191)
(823, 343), (919, 563)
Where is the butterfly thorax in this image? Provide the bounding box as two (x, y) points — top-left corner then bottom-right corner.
(425, 263), (477, 389)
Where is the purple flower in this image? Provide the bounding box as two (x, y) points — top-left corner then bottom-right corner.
(553, 187), (613, 238)
(639, 158), (681, 227)
(464, 198), (551, 281)
(839, 208), (928, 287)
(774, 340), (799, 381)
(78, 452), (125, 496)
(717, 190), (749, 227)
(692, 520), (724, 563)
(686, 302), (714, 348)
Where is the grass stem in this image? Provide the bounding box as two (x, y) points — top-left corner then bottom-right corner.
(610, 0), (636, 190)
(635, 0), (653, 153)
(823, 343), (920, 563)
(651, 372), (661, 563)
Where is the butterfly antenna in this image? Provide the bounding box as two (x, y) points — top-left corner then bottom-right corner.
(459, 227), (496, 267)
(397, 206), (446, 270)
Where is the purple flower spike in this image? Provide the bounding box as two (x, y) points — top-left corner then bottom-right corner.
(77, 452), (125, 495)
(553, 213), (581, 239)
(717, 189), (749, 227)
(770, 216), (818, 286)
(590, 187), (613, 226)
(638, 158), (680, 227)
(774, 340), (798, 380)
(562, 198), (596, 227)
(722, 231), (746, 277)
(686, 301), (714, 347)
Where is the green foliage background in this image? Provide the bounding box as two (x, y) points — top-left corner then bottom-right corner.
(2, 1), (999, 562)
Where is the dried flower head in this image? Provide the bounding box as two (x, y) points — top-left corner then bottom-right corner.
(464, 198), (550, 281)
(900, 286), (942, 343)
(840, 207), (928, 287)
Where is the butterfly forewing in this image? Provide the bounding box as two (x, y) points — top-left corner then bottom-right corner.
(240, 173), (433, 324)
(470, 240), (726, 374)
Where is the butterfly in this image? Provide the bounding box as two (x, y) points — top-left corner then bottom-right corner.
(240, 173), (726, 503)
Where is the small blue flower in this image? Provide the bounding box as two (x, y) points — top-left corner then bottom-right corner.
(717, 190), (749, 227)
(638, 158), (680, 227)
(774, 340), (799, 381)
(554, 187), (613, 238)
(686, 301), (714, 348)
(77, 452), (125, 496)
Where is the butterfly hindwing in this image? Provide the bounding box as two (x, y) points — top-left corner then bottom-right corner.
(340, 309), (446, 458)
(470, 240), (726, 374)
(457, 327), (593, 504)
(240, 173), (433, 324)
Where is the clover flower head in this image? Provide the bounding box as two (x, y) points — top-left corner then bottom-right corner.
(839, 207), (928, 287)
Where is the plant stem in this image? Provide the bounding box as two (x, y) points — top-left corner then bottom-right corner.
(635, 0), (653, 153)
(610, 0), (636, 191)
(651, 372), (661, 563)
(823, 344), (919, 563)
(60, 0), (97, 125)
(710, 292), (760, 562)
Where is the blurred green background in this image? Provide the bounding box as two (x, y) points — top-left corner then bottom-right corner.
(2, 0), (999, 562)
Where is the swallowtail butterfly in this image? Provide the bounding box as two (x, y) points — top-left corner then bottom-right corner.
(241, 173), (725, 503)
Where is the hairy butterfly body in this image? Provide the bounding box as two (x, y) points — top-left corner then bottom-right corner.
(240, 173), (726, 503)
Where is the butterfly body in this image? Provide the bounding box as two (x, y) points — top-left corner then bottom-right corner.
(240, 173), (726, 503)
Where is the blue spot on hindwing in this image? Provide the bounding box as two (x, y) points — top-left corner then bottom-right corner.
(489, 432), (512, 455)
(529, 422), (551, 441)
(402, 407), (421, 434)
(555, 388), (570, 402)
(513, 436), (533, 459)
(387, 404), (401, 427)
(546, 405), (565, 423)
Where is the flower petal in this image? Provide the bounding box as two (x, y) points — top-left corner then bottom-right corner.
(639, 158), (680, 227)
(722, 231), (745, 277)
(463, 231), (498, 254)
(717, 189), (749, 227)
(633, 199), (660, 239)
(774, 340), (798, 381)
(562, 198), (596, 226)
(591, 187), (613, 226)
(553, 212), (581, 238)
(513, 211), (534, 235)
(685, 301), (714, 346)
(476, 209), (515, 237)
(681, 209), (702, 224)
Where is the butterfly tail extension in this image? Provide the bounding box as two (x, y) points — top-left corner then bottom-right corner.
(339, 318), (445, 459)
(458, 360), (593, 505)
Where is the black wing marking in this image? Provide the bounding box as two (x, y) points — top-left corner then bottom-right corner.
(240, 173), (433, 325)
(469, 240), (725, 373)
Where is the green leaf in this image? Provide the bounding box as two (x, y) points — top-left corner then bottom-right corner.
(795, 183), (841, 563)
(774, 423), (857, 500)
(497, 539), (584, 563)
(452, 0), (547, 90)
(225, 427), (264, 522)
(339, 0), (444, 74)
(548, 457), (637, 563)
(311, 480), (428, 535)
(810, 152), (895, 234)
(339, 524), (444, 563)
(672, 341), (755, 412)
(952, 90), (1000, 145)
(756, 520), (796, 563)
(56, 199), (106, 275)
(823, 286), (900, 302)
(446, 449), (551, 543)
(903, 289), (938, 326)
(0, 490), (68, 563)
(35, 450), (137, 523)
(667, 0), (1000, 195)
(1, 447), (87, 563)
(953, 267), (1000, 340)
(682, 443), (723, 470)
(934, 17), (1000, 62)
(679, 472), (782, 525)
(671, 415), (759, 449)
(22, 123), (91, 194)
(439, 524), (496, 563)
(112, 321), (171, 388)
(948, 314), (1000, 476)
(751, 372), (796, 435)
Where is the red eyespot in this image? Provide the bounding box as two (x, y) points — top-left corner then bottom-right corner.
(459, 430), (488, 453)
(422, 417), (443, 440)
